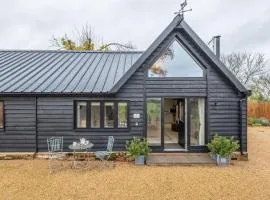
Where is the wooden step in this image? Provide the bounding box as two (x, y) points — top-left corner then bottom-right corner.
(146, 153), (216, 166)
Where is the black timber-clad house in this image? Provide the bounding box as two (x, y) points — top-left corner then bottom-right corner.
(0, 15), (248, 154)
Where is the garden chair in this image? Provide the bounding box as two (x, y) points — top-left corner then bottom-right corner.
(95, 136), (114, 167)
(47, 136), (66, 173)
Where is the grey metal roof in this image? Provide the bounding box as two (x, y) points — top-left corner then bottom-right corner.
(0, 50), (142, 93)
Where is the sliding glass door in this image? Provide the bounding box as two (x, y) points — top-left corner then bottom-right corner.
(146, 98), (162, 146)
(189, 98), (205, 146)
(146, 97), (206, 150)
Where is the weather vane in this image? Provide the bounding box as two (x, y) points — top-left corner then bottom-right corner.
(174, 0), (192, 18)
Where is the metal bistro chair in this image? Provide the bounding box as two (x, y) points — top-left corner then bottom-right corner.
(47, 136), (66, 173)
(95, 136), (114, 167)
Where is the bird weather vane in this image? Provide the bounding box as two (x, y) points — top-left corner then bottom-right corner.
(174, 0), (192, 18)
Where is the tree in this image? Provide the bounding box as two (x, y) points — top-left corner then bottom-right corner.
(250, 74), (270, 101)
(51, 23), (135, 51)
(221, 52), (270, 100)
(221, 52), (267, 86)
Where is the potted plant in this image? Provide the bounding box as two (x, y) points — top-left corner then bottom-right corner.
(207, 134), (239, 166)
(126, 137), (151, 165)
(207, 134), (220, 160)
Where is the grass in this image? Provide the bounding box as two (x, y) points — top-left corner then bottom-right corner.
(0, 127), (270, 200)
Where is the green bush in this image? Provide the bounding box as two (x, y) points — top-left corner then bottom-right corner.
(126, 137), (151, 157)
(207, 134), (239, 157)
(248, 117), (270, 126)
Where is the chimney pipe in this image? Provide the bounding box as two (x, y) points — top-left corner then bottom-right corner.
(214, 35), (221, 59)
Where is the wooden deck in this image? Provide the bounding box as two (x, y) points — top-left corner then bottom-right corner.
(146, 153), (216, 166)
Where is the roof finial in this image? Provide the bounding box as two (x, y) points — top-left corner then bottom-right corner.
(174, 0), (192, 18)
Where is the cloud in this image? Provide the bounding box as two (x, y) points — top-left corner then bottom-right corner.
(0, 0), (270, 68)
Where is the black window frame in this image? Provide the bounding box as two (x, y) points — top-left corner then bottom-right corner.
(0, 101), (4, 130)
(74, 100), (129, 130)
(147, 35), (206, 80)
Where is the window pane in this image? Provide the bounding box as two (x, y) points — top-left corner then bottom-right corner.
(91, 102), (100, 128)
(104, 102), (114, 128)
(77, 102), (87, 128)
(147, 98), (161, 146)
(148, 40), (203, 77)
(0, 102), (3, 128)
(118, 102), (127, 128)
(190, 98), (205, 146)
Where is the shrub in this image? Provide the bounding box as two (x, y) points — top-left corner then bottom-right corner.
(207, 134), (239, 157)
(248, 117), (270, 126)
(126, 137), (151, 158)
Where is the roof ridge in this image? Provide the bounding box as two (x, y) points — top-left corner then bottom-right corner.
(0, 49), (144, 54)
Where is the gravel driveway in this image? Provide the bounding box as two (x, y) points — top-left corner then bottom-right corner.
(0, 127), (269, 200)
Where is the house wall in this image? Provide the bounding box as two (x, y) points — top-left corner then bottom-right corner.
(139, 29), (247, 152)
(36, 69), (144, 152)
(0, 97), (36, 152)
(208, 66), (247, 151)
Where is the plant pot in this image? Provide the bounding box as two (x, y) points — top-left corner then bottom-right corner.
(216, 154), (231, 166)
(210, 153), (217, 160)
(135, 155), (145, 165)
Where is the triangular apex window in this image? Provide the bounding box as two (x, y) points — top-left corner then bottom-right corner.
(148, 40), (204, 77)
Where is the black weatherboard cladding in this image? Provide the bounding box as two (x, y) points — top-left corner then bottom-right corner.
(0, 15), (248, 153)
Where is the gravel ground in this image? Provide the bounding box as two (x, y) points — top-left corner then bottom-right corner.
(0, 127), (270, 200)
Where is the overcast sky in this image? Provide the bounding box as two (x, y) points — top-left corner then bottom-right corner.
(1, 0), (270, 64)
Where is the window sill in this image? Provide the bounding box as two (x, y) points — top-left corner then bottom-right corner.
(74, 128), (129, 132)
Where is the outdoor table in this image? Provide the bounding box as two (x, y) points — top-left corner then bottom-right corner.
(68, 143), (94, 168)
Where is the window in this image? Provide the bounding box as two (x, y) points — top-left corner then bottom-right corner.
(75, 101), (128, 129)
(148, 40), (204, 77)
(104, 102), (114, 128)
(77, 102), (87, 128)
(0, 102), (3, 129)
(118, 102), (127, 128)
(91, 102), (100, 128)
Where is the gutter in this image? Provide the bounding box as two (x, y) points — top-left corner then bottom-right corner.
(239, 91), (251, 154)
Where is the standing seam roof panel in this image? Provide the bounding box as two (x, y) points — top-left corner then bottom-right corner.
(0, 52), (20, 64)
(51, 53), (90, 92)
(26, 53), (75, 92)
(62, 53), (94, 92)
(83, 53), (110, 92)
(100, 53), (121, 92)
(0, 52), (40, 76)
(14, 53), (67, 92)
(32, 53), (79, 92)
(71, 53), (99, 92)
(43, 53), (86, 92)
(3, 53), (59, 92)
(0, 53), (49, 91)
(113, 54), (126, 85)
(81, 53), (104, 92)
(92, 54), (115, 93)
(0, 51), (143, 93)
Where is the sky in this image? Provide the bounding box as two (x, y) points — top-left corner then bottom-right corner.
(0, 0), (270, 66)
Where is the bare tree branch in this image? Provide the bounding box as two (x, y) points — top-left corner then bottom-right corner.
(221, 52), (267, 86)
(50, 23), (135, 51)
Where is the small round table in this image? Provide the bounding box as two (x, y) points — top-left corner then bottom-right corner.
(68, 143), (94, 169)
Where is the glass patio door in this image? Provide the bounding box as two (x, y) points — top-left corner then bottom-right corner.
(146, 98), (162, 146)
(189, 98), (205, 146)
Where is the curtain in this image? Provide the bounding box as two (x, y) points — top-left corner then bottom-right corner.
(198, 99), (205, 145)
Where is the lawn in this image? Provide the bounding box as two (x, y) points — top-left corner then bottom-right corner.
(0, 127), (270, 200)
